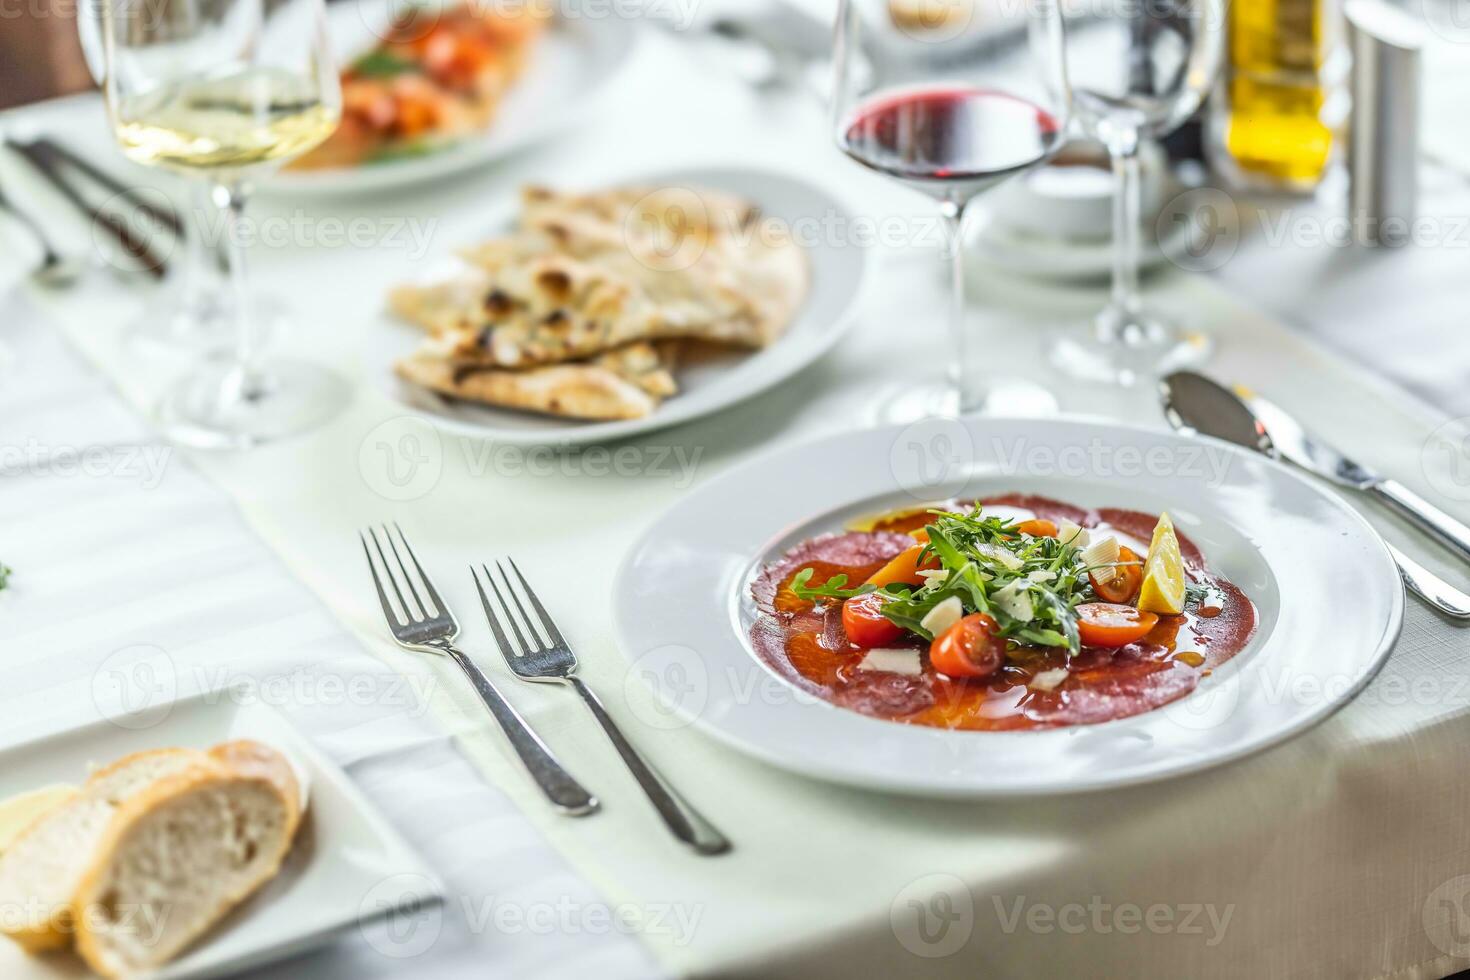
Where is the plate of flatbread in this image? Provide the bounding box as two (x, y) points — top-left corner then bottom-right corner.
(376, 166), (868, 444)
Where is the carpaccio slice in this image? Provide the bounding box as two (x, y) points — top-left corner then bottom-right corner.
(747, 495), (1257, 731)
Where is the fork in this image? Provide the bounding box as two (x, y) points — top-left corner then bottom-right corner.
(474, 558), (731, 856)
(360, 524), (598, 816)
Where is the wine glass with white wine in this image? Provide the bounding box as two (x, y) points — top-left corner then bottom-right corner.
(100, 0), (345, 448)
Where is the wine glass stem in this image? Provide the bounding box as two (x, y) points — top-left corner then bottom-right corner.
(1106, 129), (1144, 338)
(211, 180), (265, 403)
(939, 197), (974, 414)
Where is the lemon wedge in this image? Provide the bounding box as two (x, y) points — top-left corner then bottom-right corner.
(1138, 512), (1187, 615)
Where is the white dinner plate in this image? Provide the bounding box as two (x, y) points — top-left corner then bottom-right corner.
(612, 417), (1404, 797)
(0, 690), (443, 980)
(266, 0), (637, 197)
(373, 165), (869, 446)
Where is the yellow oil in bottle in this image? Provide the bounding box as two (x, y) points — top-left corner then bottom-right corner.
(1211, 0), (1346, 190)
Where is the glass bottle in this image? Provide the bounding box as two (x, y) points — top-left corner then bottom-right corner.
(1207, 0), (1350, 192)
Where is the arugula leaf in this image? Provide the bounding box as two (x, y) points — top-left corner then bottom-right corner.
(783, 504), (1112, 657)
(788, 568), (873, 602)
(0, 563), (11, 591)
(350, 51), (420, 78)
(886, 506), (1093, 655)
(1184, 580), (1212, 606)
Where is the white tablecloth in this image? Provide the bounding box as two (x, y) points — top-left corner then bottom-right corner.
(4, 8), (1470, 980)
(0, 303), (663, 978)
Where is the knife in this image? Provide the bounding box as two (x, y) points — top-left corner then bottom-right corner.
(4, 139), (169, 280)
(22, 138), (183, 237)
(1238, 387), (1470, 570)
(1161, 370), (1470, 621)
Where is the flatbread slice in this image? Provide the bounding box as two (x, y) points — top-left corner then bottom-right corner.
(452, 189), (809, 366)
(396, 341), (679, 420)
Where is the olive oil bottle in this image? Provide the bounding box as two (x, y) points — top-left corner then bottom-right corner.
(1207, 0), (1349, 191)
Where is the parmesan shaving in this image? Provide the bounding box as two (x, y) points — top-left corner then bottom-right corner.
(919, 596), (964, 636)
(1030, 668), (1069, 692)
(1079, 536), (1119, 576)
(856, 648), (924, 676)
(975, 542), (1024, 572)
(1057, 519), (1090, 549)
(992, 580), (1034, 621)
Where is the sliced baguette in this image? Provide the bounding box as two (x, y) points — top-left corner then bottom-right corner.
(0, 749), (211, 952)
(73, 740), (302, 980)
(0, 785), (78, 856)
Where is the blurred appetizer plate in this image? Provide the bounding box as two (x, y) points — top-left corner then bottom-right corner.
(0, 690), (443, 980)
(376, 165), (869, 446)
(266, 0), (636, 197)
(613, 418), (1403, 798)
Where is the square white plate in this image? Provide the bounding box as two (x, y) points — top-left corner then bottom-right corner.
(0, 690), (444, 980)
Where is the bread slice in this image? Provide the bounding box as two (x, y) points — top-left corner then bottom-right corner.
(395, 345), (675, 420)
(0, 785), (78, 856)
(0, 749), (210, 952)
(73, 740), (302, 979)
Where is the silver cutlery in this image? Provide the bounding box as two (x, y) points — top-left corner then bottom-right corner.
(474, 558), (732, 856)
(0, 179), (80, 288)
(1241, 390), (1470, 569)
(360, 524), (599, 815)
(4, 137), (169, 280)
(22, 137), (183, 237)
(1161, 370), (1470, 621)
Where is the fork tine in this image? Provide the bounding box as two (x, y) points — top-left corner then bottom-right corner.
(383, 524), (429, 617)
(360, 532), (403, 627)
(504, 557), (566, 647)
(393, 522), (448, 618)
(473, 565), (521, 661)
(368, 526), (419, 621)
(484, 563), (538, 655)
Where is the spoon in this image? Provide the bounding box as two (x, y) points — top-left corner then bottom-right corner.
(1161, 370), (1470, 621)
(0, 180), (81, 288)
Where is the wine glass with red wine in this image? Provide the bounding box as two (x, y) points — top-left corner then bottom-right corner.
(833, 0), (1071, 418)
(1050, 0), (1224, 386)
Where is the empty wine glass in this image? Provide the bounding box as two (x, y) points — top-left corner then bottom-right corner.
(833, 0), (1072, 419)
(1051, 0), (1225, 386)
(99, 0), (346, 448)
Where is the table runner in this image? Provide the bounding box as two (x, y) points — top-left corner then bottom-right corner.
(7, 26), (1470, 980)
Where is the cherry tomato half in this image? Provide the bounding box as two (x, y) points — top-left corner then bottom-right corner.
(1076, 602), (1159, 648)
(1090, 545), (1144, 604)
(929, 613), (1006, 679)
(842, 592), (906, 648)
